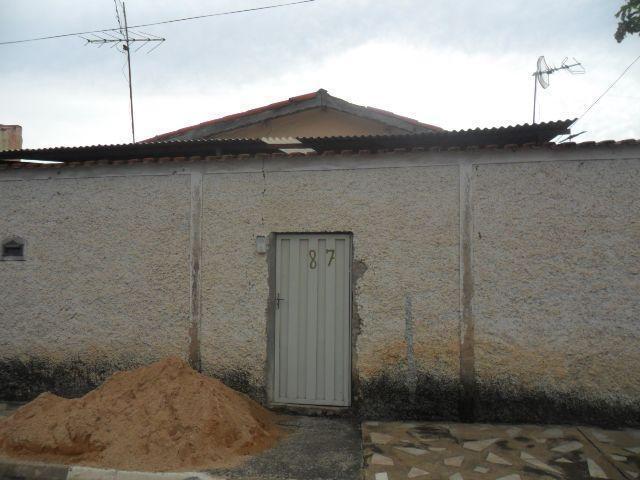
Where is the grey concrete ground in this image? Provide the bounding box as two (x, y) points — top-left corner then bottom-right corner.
(363, 421), (640, 480)
(207, 416), (362, 480)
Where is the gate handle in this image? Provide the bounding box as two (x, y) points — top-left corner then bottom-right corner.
(276, 293), (285, 309)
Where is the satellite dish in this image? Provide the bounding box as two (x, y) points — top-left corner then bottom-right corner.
(531, 55), (584, 123)
(536, 56), (550, 89)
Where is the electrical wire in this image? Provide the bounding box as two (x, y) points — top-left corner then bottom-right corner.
(556, 52), (640, 143)
(573, 52), (640, 126)
(113, 0), (123, 33)
(0, 0), (316, 46)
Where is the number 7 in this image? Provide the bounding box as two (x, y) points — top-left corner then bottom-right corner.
(326, 249), (336, 266)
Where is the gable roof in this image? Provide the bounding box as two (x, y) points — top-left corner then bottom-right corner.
(144, 89), (443, 142)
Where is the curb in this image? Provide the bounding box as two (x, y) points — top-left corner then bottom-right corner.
(0, 459), (224, 480)
(0, 459), (68, 480)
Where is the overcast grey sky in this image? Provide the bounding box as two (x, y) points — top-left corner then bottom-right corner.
(1, 0), (639, 148)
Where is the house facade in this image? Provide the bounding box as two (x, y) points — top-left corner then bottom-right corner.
(1, 95), (638, 425)
(144, 89), (442, 142)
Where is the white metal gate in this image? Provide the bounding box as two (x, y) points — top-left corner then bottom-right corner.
(274, 233), (351, 406)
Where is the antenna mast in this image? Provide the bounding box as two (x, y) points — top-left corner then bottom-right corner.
(81, 1), (165, 143)
(122, 2), (135, 143)
(532, 56), (585, 124)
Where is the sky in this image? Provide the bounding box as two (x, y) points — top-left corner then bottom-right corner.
(1, 0), (639, 148)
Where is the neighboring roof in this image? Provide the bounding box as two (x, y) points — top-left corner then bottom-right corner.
(0, 120), (573, 163)
(143, 89), (444, 142)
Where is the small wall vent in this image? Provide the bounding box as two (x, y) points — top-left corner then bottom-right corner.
(2, 237), (25, 261)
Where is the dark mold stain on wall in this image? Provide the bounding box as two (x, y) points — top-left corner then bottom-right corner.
(354, 374), (640, 426)
(475, 381), (640, 427)
(216, 369), (266, 404)
(2, 356), (640, 427)
(0, 356), (138, 401)
(356, 371), (460, 421)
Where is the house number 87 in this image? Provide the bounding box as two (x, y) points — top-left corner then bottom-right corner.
(309, 249), (336, 268)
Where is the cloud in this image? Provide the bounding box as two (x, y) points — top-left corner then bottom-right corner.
(1, 0), (639, 147)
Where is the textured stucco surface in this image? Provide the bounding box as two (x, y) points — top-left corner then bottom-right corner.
(1, 148), (639, 424)
(200, 163), (461, 407)
(0, 174), (191, 383)
(472, 159), (640, 416)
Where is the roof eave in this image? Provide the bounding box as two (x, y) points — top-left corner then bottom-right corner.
(0, 120), (574, 163)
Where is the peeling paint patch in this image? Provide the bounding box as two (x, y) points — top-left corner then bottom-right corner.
(350, 256), (367, 407)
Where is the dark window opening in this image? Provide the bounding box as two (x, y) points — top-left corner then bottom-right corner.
(2, 239), (25, 260)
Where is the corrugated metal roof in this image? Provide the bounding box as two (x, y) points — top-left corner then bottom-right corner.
(3, 138), (640, 172)
(0, 120), (574, 163)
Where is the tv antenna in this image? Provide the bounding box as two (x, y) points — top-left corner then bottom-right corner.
(81, 1), (165, 142)
(532, 56), (585, 124)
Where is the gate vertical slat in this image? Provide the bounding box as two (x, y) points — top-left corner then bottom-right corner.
(286, 237), (299, 400)
(306, 237), (319, 401)
(325, 236), (336, 403)
(297, 238), (308, 400)
(334, 238), (345, 403)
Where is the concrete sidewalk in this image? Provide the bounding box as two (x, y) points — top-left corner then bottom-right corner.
(363, 421), (640, 480)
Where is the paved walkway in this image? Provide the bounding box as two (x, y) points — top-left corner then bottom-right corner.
(363, 422), (640, 480)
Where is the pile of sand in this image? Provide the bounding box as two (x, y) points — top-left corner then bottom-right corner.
(0, 357), (283, 472)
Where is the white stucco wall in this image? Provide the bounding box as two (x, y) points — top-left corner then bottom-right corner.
(0, 174), (191, 377)
(472, 158), (640, 416)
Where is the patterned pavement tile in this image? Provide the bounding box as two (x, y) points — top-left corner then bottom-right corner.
(362, 421), (637, 480)
(408, 467), (429, 478)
